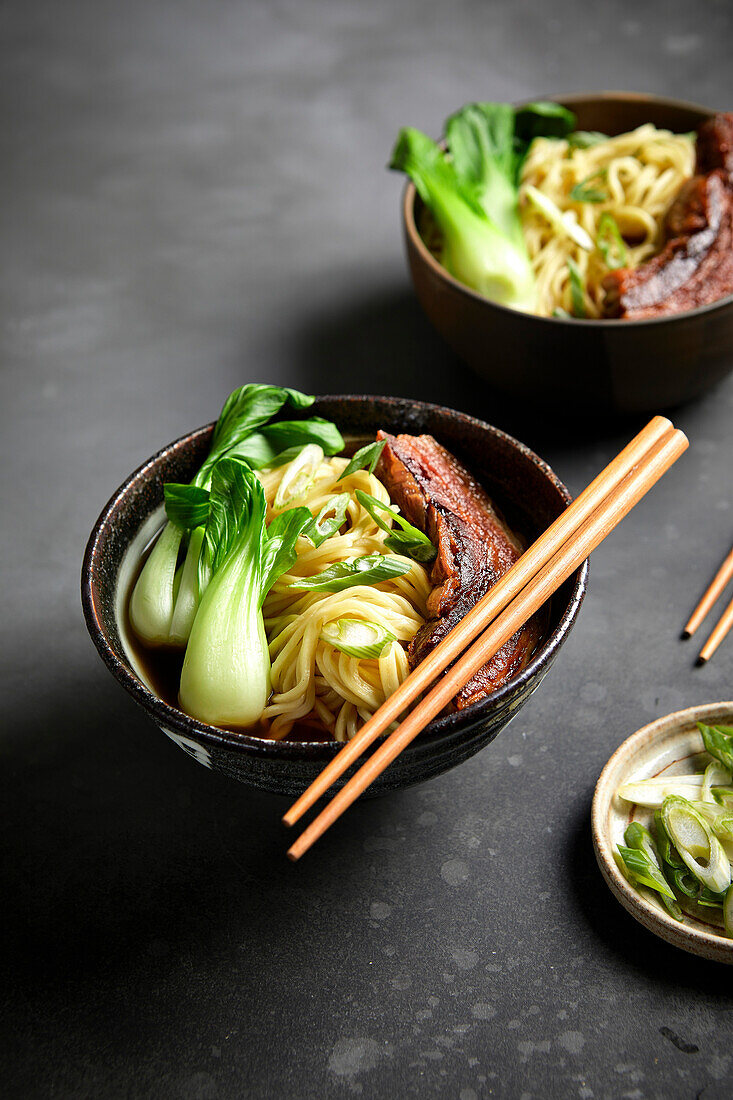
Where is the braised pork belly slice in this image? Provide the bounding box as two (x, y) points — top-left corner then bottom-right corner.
(603, 113), (733, 320)
(376, 431), (543, 710)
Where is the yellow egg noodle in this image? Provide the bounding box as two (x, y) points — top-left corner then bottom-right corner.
(257, 456), (431, 741)
(519, 125), (695, 317)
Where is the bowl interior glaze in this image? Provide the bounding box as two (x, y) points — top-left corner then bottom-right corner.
(82, 396), (587, 796)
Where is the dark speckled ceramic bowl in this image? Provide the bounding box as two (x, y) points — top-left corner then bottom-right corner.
(403, 92), (733, 414)
(82, 396), (587, 797)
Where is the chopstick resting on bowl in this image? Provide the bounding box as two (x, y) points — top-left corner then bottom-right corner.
(284, 419), (688, 860)
(682, 544), (733, 663)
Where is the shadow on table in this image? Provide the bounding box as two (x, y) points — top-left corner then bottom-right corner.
(565, 797), (733, 996)
(287, 282), (639, 450)
(0, 668), (402, 1017)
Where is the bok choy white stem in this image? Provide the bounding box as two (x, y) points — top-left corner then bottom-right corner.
(179, 457), (312, 727)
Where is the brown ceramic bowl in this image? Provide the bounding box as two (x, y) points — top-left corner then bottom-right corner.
(81, 396), (587, 798)
(402, 91), (733, 414)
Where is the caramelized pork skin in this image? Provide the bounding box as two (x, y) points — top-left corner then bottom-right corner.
(603, 112), (733, 320)
(376, 432), (542, 710)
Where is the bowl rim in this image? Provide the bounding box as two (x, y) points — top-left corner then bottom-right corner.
(81, 394), (588, 757)
(591, 700), (733, 964)
(402, 89), (733, 327)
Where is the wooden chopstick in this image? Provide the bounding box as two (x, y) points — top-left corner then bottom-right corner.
(286, 426), (688, 861)
(682, 545), (733, 638)
(283, 415), (675, 830)
(698, 595), (733, 664)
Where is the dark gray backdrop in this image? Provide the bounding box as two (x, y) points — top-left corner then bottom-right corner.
(2, 1), (732, 1097)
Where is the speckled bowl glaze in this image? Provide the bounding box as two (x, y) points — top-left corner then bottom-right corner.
(402, 92), (733, 414)
(592, 701), (733, 964)
(82, 396), (587, 797)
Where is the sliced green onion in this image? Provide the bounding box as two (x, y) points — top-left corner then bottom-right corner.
(622, 822), (681, 919)
(303, 494), (350, 548)
(671, 868), (701, 898)
(524, 185), (594, 250)
(596, 212), (628, 270)
(355, 489), (436, 563)
(290, 554), (411, 593)
(701, 760), (732, 803)
(654, 809), (685, 869)
(698, 722), (733, 772)
(570, 167), (609, 204)
(697, 886), (726, 909)
(320, 618), (396, 660)
(617, 775), (705, 808)
(689, 801), (733, 841)
(713, 787), (733, 811)
(337, 441), (386, 482)
(661, 795), (732, 895)
(273, 444), (324, 510)
(566, 257), (587, 318)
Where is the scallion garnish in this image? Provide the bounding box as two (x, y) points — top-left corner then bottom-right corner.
(320, 619), (396, 660)
(337, 441), (386, 482)
(566, 257), (587, 318)
(570, 167), (609, 204)
(303, 494), (350, 548)
(290, 554), (411, 593)
(355, 490), (437, 563)
(596, 212), (628, 270)
(698, 722), (733, 772)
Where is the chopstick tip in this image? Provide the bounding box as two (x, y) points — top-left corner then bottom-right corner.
(695, 654), (708, 667)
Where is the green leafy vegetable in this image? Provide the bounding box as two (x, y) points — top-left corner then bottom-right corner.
(355, 490), (436, 563)
(390, 102), (575, 312)
(725, 885), (733, 937)
(596, 212), (628, 270)
(552, 307), (573, 319)
(290, 554), (411, 593)
(129, 383), (340, 649)
(320, 619), (396, 660)
(303, 494), (350, 548)
(179, 457), (311, 727)
(698, 722), (733, 772)
(164, 484), (211, 531)
(566, 257), (587, 318)
(337, 441), (386, 482)
(570, 168), (608, 204)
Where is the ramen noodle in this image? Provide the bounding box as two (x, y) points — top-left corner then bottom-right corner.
(519, 125), (695, 317)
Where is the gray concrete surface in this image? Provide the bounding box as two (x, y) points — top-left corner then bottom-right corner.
(2, 1), (732, 1097)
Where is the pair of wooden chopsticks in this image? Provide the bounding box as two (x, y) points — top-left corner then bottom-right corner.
(682, 545), (733, 663)
(283, 416), (688, 861)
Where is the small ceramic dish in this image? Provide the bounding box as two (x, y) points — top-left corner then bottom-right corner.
(592, 701), (733, 964)
(402, 91), (733, 414)
(82, 395), (587, 798)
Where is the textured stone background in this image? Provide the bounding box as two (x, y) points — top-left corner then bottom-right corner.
(2, 1), (732, 1097)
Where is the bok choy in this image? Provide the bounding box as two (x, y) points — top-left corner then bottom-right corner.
(389, 100), (575, 311)
(129, 384), (344, 648)
(178, 457), (312, 727)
